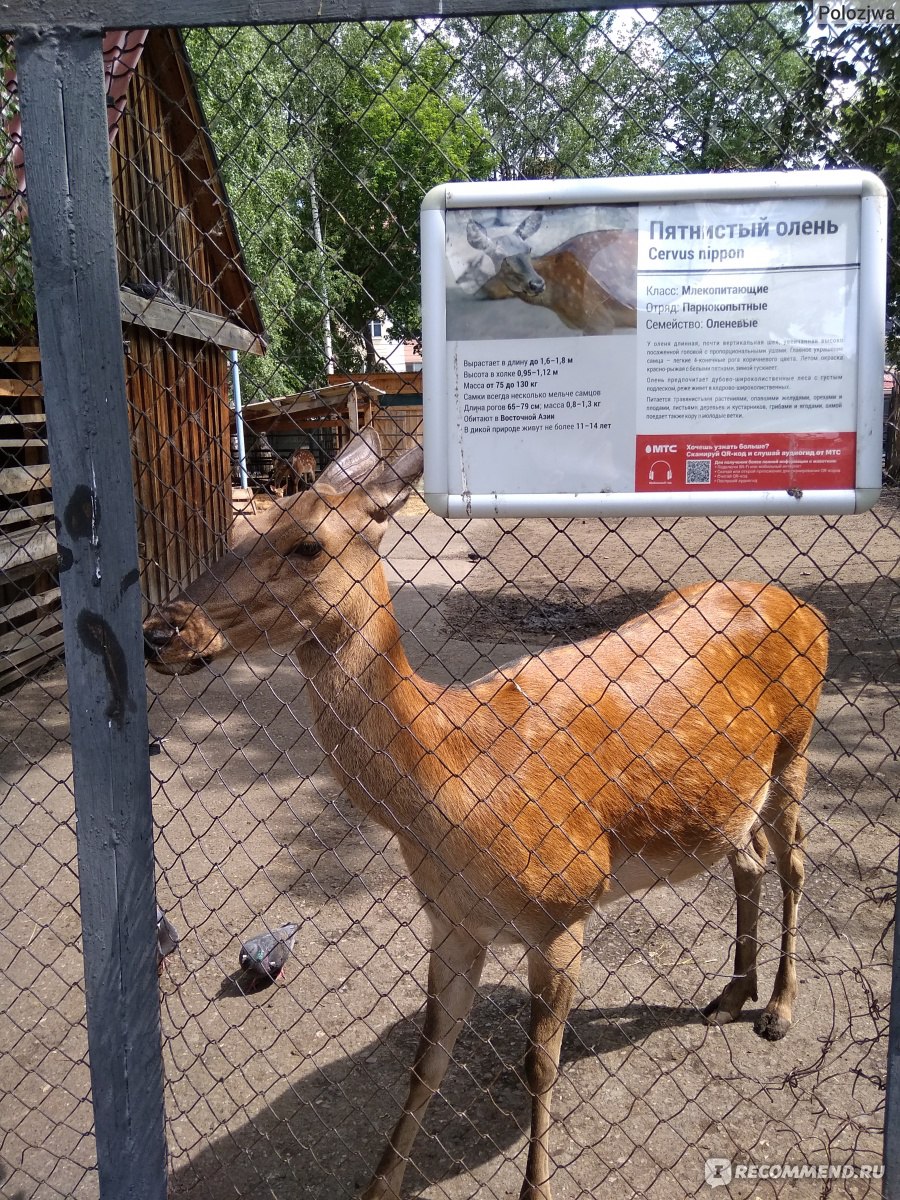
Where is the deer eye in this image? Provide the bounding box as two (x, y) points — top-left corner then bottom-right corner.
(291, 539), (322, 560)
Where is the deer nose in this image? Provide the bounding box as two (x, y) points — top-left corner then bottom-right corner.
(144, 626), (174, 659)
(527, 277), (545, 295)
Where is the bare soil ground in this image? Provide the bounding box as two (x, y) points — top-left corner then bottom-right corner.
(2, 493), (898, 1200)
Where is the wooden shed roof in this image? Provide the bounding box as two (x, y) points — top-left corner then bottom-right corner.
(241, 382), (385, 434)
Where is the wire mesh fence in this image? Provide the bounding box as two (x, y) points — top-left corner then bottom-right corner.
(1, 6), (899, 1199)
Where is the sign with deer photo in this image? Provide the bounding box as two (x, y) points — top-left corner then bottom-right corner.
(421, 171), (887, 518)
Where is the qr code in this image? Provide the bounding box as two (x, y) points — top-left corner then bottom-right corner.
(686, 459), (712, 485)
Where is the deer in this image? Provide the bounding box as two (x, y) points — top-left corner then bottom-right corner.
(143, 429), (828, 1200)
(273, 445), (317, 496)
(465, 210), (638, 334)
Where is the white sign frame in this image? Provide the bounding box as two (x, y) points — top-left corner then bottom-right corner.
(421, 170), (887, 518)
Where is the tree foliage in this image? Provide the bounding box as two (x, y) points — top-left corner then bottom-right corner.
(0, 37), (36, 345)
(807, 21), (900, 356)
(189, 9), (828, 396)
(187, 23), (496, 391)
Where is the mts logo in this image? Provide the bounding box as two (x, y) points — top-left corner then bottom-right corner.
(645, 444), (678, 454)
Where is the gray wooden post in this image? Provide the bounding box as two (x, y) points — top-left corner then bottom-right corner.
(16, 28), (167, 1200)
(885, 863), (900, 1197)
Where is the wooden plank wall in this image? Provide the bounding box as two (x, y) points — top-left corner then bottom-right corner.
(109, 29), (236, 606)
(2, 28), (239, 686)
(0, 345), (64, 691)
(127, 329), (232, 606)
(1, 328), (233, 690)
(371, 404), (424, 459)
(109, 28), (251, 326)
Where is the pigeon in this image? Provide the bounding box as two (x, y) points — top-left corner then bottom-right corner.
(239, 922), (300, 984)
(156, 904), (180, 973)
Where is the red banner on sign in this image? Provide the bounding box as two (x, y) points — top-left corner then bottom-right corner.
(635, 432), (856, 492)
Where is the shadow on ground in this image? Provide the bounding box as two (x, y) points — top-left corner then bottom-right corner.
(168, 985), (701, 1199)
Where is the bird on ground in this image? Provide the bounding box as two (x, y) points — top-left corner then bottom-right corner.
(156, 905), (180, 974)
(239, 922), (300, 985)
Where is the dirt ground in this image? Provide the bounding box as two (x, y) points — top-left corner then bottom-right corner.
(2, 492), (898, 1200)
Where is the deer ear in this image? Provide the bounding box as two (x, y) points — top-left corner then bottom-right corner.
(317, 427), (383, 494)
(466, 219), (495, 254)
(364, 447), (424, 522)
(517, 209), (543, 239)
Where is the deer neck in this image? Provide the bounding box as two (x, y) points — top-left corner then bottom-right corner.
(294, 560), (442, 832)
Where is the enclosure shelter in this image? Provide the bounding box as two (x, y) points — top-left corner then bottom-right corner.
(1, 26), (266, 666)
(328, 370), (424, 457)
(241, 381), (423, 477)
(1, 5), (899, 1200)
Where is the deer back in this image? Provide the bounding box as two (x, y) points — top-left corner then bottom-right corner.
(530, 228), (638, 333)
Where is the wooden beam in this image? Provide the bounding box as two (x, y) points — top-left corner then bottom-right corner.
(0, 436), (48, 449)
(0, 412), (48, 425)
(0, 345), (42, 362)
(327, 371), (423, 396)
(0, 584), (61, 622)
(0, 522), (56, 574)
(348, 386), (359, 434)
(0, 606), (63, 653)
(3, 0), (748, 28)
(120, 289), (267, 355)
(0, 377), (43, 396)
(0, 464), (52, 495)
(0, 500), (55, 528)
(0, 626), (65, 673)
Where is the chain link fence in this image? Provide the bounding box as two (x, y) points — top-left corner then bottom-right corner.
(2, 6), (899, 1198)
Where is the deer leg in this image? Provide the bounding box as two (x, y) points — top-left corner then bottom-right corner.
(755, 756), (808, 1041)
(362, 920), (486, 1200)
(704, 827), (768, 1026)
(520, 922), (585, 1200)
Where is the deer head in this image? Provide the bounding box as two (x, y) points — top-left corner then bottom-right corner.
(466, 210), (546, 299)
(143, 430), (423, 674)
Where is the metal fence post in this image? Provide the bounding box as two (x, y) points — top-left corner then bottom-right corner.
(16, 27), (167, 1200)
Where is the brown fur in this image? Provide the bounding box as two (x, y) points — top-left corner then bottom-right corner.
(144, 432), (828, 1200)
(479, 230), (638, 334)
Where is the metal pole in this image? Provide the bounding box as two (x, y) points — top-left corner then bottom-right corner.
(16, 27), (167, 1200)
(230, 348), (249, 489)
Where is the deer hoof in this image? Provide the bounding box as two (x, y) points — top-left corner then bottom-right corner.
(754, 1010), (790, 1041)
(702, 994), (741, 1026)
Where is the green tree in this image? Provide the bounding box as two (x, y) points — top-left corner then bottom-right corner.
(188, 23), (496, 387)
(638, 5), (819, 172)
(450, 6), (819, 181)
(447, 13), (636, 180)
(807, 22), (900, 357)
(314, 22), (497, 360)
(0, 37), (36, 345)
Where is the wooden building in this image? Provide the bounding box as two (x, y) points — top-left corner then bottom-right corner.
(2, 28), (266, 686)
(240, 382), (386, 476)
(323, 371), (424, 457)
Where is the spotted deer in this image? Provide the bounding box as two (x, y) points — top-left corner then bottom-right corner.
(466, 211), (638, 334)
(273, 446), (317, 495)
(144, 430), (827, 1200)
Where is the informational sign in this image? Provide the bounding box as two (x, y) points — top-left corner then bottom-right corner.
(421, 172), (887, 517)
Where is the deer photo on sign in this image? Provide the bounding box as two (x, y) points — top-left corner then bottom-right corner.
(447, 204), (638, 340)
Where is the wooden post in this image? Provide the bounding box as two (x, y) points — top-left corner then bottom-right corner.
(348, 384), (360, 434)
(16, 27), (167, 1200)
